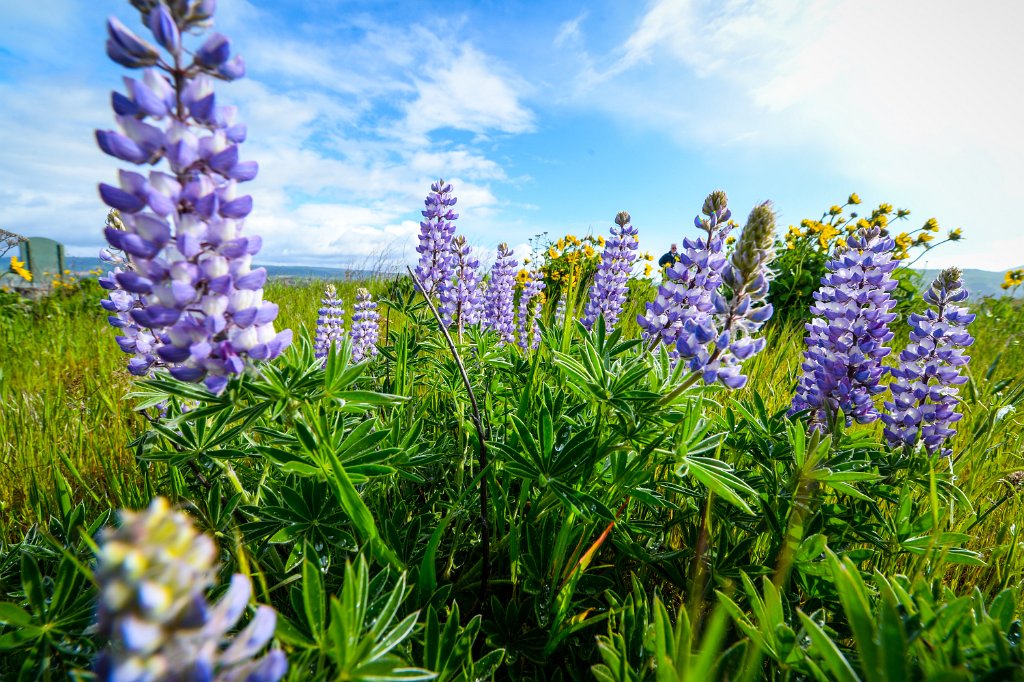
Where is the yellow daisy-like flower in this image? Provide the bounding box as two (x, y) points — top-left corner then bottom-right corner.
(725, 236), (736, 246)
(516, 268), (530, 285)
(848, 193), (861, 205)
(896, 208), (910, 218)
(871, 214), (889, 228)
(948, 227), (963, 241)
(915, 233), (933, 245)
(644, 263), (652, 277)
(9, 256), (32, 282)
(583, 244), (596, 259)
(856, 218), (871, 230)
(835, 237), (847, 249)
(547, 246), (561, 259)
(1002, 269), (1024, 289)
(597, 235), (605, 247)
(829, 205), (842, 216)
(923, 217), (939, 232)
(556, 238), (566, 250)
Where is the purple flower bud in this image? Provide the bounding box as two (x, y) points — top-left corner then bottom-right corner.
(314, 284), (344, 363)
(106, 17), (160, 68)
(147, 4), (181, 54)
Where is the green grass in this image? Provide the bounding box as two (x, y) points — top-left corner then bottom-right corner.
(1, 277), (1023, 576)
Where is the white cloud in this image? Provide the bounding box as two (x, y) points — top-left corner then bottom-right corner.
(565, 0), (1024, 270)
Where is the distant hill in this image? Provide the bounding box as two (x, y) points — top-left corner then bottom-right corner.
(915, 266), (1022, 300)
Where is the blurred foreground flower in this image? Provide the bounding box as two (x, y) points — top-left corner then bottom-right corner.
(883, 268), (975, 457)
(8, 256), (31, 282)
(97, 0), (290, 393)
(94, 497), (286, 682)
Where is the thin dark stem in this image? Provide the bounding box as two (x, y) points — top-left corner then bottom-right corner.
(407, 267), (491, 603)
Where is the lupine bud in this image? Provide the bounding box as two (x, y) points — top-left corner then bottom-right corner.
(690, 202), (776, 389)
(482, 243), (518, 346)
(516, 269), (545, 351)
(414, 179), (458, 299)
(97, 1), (290, 394)
(440, 235), (483, 334)
(583, 213), (639, 331)
(638, 190), (734, 360)
(554, 296), (567, 327)
(314, 284), (344, 363)
(882, 267), (975, 457)
(350, 288), (380, 363)
(791, 227), (898, 430)
(94, 498), (287, 682)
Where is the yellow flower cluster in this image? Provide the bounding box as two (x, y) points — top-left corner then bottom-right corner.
(893, 232), (912, 260)
(9, 256), (32, 282)
(1002, 269), (1024, 290)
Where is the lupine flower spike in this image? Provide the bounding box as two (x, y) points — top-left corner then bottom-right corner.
(678, 202), (776, 389)
(482, 243), (518, 345)
(97, 1), (290, 394)
(350, 287), (380, 363)
(94, 497), (287, 682)
(414, 179), (458, 299)
(883, 267), (974, 457)
(314, 283), (344, 364)
(441, 235), (483, 336)
(583, 212), (639, 331)
(638, 191), (734, 358)
(554, 296), (567, 327)
(516, 269), (545, 351)
(791, 226), (898, 431)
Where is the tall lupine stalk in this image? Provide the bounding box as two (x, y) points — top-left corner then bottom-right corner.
(441, 235), (484, 337)
(482, 243), (518, 346)
(680, 202), (776, 389)
(637, 191), (734, 357)
(791, 226), (898, 431)
(583, 212), (639, 331)
(94, 497), (287, 682)
(97, 1), (290, 394)
(554, 296), (567, 327)
(350, 287), (380, 363)
(516, 270), (545, 351)
(414, 179), (458, 299)
(314, 283), (344, 363)
(882, 268), (975, 457)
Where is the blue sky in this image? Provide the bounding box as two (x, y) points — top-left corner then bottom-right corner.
(2, 0), (1022, 270)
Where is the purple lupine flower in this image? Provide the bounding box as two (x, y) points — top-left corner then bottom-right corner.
(637, 191), (734, 357)
(482, 243), (518, 346)
(516, 269), (545, 351)
(414, 179), (458, 299)
(882, 268), (975, 457)
(554, 295), (567, 327)
(440, 235), (484, 336)
(99, 210), (162, 376)
(97, 1), (290, 395)
(791, 227), (898, 431)
(680, 202), (776, 389)
(94, 497), (287, 682)
(350, 287), (380, 363)
(314, 283), (344, 363)
(583, 212), (639, 331)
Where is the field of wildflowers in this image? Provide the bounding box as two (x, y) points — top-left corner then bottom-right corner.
(2, 1), (1024, 680)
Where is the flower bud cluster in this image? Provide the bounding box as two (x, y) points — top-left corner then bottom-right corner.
(94, 497), (287, 682)
(482, 243), (518, 346)
(637, 191), (734, 358)
(414, 180), (458, 299)
(516, 269), (545, 350)
(583, 212), (639, 331)
(314, 284), (344, 363)
(98, 1), (289, 394)
(791, 227), (898, 430)
(882, 268), (974, 457)
(681, 202), (776, 389)
(351, 288), (381, 363)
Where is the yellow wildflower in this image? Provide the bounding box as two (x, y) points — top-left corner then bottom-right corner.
(597, 235), (605, 247)
(725, 236), (736, 246)
(923, 217), (939, 232)
(644, 263), (652, 277)
(915, 233), (933, 245)
(1002, 269), (1024, 289)
(516, 268), (530, 285)
(948, 228), (963, 241)
(547, 246), (560, 259)
(9, 256), (32, 282)
(848, 193), (861, 205)
(829, 205), (842, 216)
(896, 208), (910, 218)
(583, 244), (596, 259)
